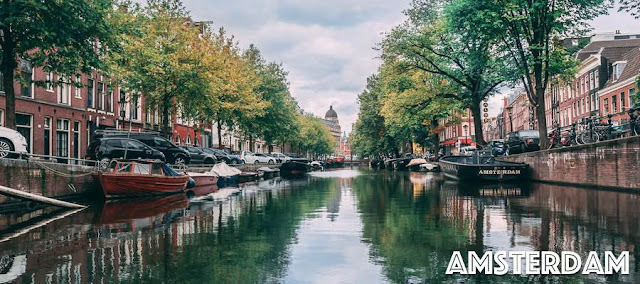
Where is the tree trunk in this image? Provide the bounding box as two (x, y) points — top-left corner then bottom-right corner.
(430, 118), (440, 153)
(161, 95), (171, 139)
(536, 84), (548, 148)
(1, 26), (17, 130)
(216, 119), (223, 149)
(470, 97), (485, 146)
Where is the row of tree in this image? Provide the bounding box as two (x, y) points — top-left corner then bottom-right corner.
(0, 0), (333, 155)
(353, 0), (635, 157)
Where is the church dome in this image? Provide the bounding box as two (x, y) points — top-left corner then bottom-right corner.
(325, 105), (338, 119)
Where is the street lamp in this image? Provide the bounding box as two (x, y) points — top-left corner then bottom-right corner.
(505, 106), (514, 133)
(463, 124), (469, 146)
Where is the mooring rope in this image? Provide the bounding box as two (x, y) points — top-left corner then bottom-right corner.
(32, 160), (95, 178)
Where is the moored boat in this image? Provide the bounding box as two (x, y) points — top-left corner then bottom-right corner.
(238, 171), (260, 183)
(280, 159), (311, 176)
(407, 158), (440, 172)
(211, 162), (241, 187)
(187, 171), (219, 187)
(439, 155), (529, 182)
(93, 160), (190, 198)
(257, 167), (280, 179)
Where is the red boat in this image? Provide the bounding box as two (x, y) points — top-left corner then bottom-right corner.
(93, 160), (189, 198)
(187, 172), (219, 187)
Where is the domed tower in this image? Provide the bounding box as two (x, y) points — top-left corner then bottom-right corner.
(325, 105), (338, 122)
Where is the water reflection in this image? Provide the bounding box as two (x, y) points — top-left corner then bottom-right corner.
(0, 170), (638, 283)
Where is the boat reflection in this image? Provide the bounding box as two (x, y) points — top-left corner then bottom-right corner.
(444, 181), (532, 198)
(96, 194), (189, 225)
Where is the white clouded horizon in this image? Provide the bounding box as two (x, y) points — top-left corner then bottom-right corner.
(182, 0), (640, 132)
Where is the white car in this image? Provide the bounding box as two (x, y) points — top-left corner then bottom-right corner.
(240, 151), (276, 164)
(270, 152), (291, 163)
(0, 126), (28, 158)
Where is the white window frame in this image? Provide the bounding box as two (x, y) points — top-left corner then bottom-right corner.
(46, 72), (54, 92)
(56, 118), (71, 159)
(0, 109), (4, 126)
(74, 75), (82, 98)
(58, 76), (71, 105)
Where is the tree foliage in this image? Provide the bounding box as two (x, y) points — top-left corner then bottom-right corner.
(292, 114), (333, 156)
(0, 0), (118, 129)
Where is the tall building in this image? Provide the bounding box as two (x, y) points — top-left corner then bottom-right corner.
(321, 105), (342, 155)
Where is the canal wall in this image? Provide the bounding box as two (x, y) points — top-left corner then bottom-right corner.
(0, 158), (100, 205)
(501, 135), (640, 190)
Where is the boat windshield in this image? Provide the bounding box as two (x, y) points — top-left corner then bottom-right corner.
(133, 163), (151, 175)
(115, 163), (133, 173)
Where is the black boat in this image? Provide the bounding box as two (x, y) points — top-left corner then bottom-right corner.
(280, 158), (311, 176)
(439, 154), (529, 182)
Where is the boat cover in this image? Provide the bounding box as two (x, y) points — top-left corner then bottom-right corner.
(257, 167), (278, 173)
(407, 158), (428, 167)
(210, 162), (242, 177)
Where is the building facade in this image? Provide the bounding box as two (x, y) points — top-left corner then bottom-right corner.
(320, 105), (342, 155)
(438, 109), (476, 155)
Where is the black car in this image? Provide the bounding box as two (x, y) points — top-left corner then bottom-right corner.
(86, 137), (165, 165)
(180, 146), (217, 164)
(505, 130), (540, 154)
(201, 148), (243, 164)
(99, 133), (190, 164)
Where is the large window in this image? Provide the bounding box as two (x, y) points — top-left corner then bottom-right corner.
(20, 59), (33, 98)
(612, 95), (617, 113)
(46, 72), (54, 92)
(105, 86), (113, 112)
(87, 79), (94, 108)
(58, 76), (70, 105)
(97, 82), (104, 110)
(75, 75), (82, 98)
(631, 88), (636, 106)
(604, 98), (609, 115)
(44, 117), (52, 158)
(0, 109), (4, 126)
(621, 91), (626, 111)
(73, 121), (80, 163)
(131, 95), (139, 120)
(56, 119), (70, 162)
(16, 113), (32, 153)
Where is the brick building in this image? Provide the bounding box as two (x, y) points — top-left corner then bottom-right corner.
(502, 89), (536, 134)
(438, 109), (476, 155)
(597, 47), (640, 124)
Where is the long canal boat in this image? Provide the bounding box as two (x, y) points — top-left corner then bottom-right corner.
(280, 159), (311, 176)
(439, 155), (529, 182)
(93, 160), (190, 198)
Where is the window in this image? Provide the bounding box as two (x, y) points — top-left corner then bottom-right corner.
(175, 135), (181, 145)
(130, 95), (139, 120)
(73, 121), (80, 162)
(604, 98), (609, 114)
(0, 109), (4, 126)
(631, 88), (636, 106)
(56, 119), (70, 162)
(46, 72), (54, 92)
(591, 94), (596, 112)
(16, 113), (32, 153)
(153, 137), (173, 148)
(590, 72), (595, 90)
(621, 91), (626, 111)
(125, 140), (146, 150)
(613, 62), (627, 80)
(594, 70), (599, 88)
(20, 59), (33, 98)
(186, 135), (192, 145)
(58, 76), (70, 105)
(0, 71), (4, 92)
(87, 79), (94, 108)
(97, 82), (104, 110)
(580, 77), (584, 94)
(44, 117), (52, 158)
(75, 75), (82, 98)
(612, 95), (617, 113)
(105, 87), (113, 112)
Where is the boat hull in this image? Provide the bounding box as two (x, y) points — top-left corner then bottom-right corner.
(280, 161), (310, 176)
(217, 175), (239, 187)
(439, 157), (528, 182)
(94, 173), (189, 197)
(189, 174), (219, 187)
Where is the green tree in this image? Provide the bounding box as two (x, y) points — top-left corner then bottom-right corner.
(240, 45), (299, 152)
(0, 0), (117, 129)
(351, 75), (403, 158)
(293, 114), (333, 157)
(487, 0), (610, 147)
(380, 0), (516, 146)
(109, 0), (211, 137)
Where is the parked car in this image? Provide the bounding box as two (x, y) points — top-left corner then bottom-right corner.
(86, 137), (165, 166)
(459, 146), (478, 156)
(201, 148), (243, 164)
(99, 133), (190, 164)
(269, 152), (291, 163)
(0, 126), (29, 158)
(505, 130), (540, 154)
(240, 151), (276, 164)
(180, 146), (217, 164)
(488, 139), (506, 156)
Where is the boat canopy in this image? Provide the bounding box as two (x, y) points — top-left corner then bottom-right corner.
(211, 162), (242, 177)
(407, 158), (428, 167)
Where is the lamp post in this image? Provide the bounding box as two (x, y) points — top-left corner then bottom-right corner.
(463, 124), (469, 147)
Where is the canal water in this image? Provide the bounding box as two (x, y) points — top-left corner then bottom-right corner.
(0, 169), (639, 283)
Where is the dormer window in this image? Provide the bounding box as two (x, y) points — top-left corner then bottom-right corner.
(613, 61), (627, 80)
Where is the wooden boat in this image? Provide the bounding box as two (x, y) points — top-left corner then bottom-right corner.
(93, 160), (189, 198)
(439, 155), (529, 182)
(280, 159), (311, 176)
(210, 162), (241, 187)
(407, 158), (440, 172)
(97, 194), (189, 224)
(187, 172), (219, 187)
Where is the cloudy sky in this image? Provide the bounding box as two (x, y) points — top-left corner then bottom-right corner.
(181, 0), (640, 133)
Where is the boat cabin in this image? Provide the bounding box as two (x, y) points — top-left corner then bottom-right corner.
(110, 160), (168, 176)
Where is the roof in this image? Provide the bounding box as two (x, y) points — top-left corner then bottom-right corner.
(602, 47), (640, 89)
(576, 39), (640, 61)
(325, 105), (338, 119)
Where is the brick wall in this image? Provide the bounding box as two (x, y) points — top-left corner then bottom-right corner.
(501, 136), (640, 190)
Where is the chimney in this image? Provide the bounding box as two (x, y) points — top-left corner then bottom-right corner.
(616, 30), (621, 34)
